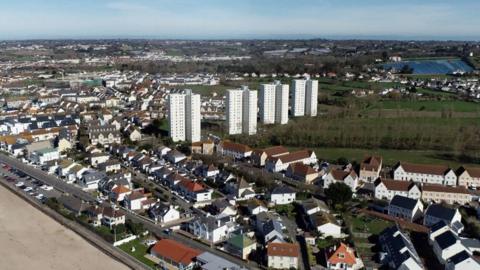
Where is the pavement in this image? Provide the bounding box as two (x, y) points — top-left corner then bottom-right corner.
(0, 153), (259, 269)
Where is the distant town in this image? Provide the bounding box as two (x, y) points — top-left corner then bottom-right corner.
(0, 38), (480, 270)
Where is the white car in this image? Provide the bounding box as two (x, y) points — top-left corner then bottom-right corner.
(41, 185), (53, 191)
(24, 187), (33, 192)
(35, 194), (45, 200)
(15, 182), (24, 187)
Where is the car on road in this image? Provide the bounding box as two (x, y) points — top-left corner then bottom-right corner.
(40, 185), (53, 191)
(24, 186), (33, 192)
(35, 194), (45, 200)
(15, 182), (24, 187)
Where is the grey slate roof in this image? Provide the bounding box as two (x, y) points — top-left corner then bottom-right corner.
(425, 204), (457, 222)
(435, 230), (458, 250)
(389, 195), (418, 210)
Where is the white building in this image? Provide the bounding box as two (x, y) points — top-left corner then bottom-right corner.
(393, 162), (457, 186)
(305, 79), (318, 116)
(373, 178), (421, 201)
(387, 195), (424, 222)
(291, 79), (306, 117)
(226, 86), (257, 135)
(270, 186), (296, 205)
(267, 243), (300, 269)
(168, 90), (201, 142)
(291, 78), (318, 117)
(259, 81), (289, 125)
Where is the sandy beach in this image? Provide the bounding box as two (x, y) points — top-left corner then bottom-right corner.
(0, 184), (130, 270)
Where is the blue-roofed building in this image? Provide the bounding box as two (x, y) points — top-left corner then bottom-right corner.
(446, 250), (480, 270)
(388, 195), (424, 222)
(431, 229), (470, 264)
(378, 225), (424, 270)
(424, 204), (463, 233)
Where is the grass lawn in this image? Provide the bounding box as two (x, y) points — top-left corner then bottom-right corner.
(371, 100), (480, 112)
(347, 214), (392, 235)
(118, 239), (156, 269)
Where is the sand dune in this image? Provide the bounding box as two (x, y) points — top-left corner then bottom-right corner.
(0, 184), (130, 270)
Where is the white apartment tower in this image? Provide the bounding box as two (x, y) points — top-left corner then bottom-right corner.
(259, 81), (289, 125)
(168, 90), (201, 142)
(291, 79), (306, 117)
(290, 78), (318, 117)
(226, 86), (258, 135)
(305, 79), (318, 116)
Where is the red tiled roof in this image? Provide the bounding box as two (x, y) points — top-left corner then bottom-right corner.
(112, 185), (131, 194)
(179, 179), (207, 192)
(221, 140), (251, 153)
(375, 178), (416, 192)
(263, 146), (290, 157)
(330, 169), (357, 181)
(270, 150), (313, 164)
(327, 243), (357, 266)
(463, 166), (480, 178)
(422, 184), (470, 194)
(288, 163), (317, 176)
(361, 156), (382, 171)
(398, 162), (451, 176)
(267, 243), (300, 257)
(151, 239), (201, 265)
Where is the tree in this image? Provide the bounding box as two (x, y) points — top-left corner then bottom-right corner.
(325, 182), (353, 206)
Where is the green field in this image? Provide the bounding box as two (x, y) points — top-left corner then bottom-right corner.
(347, 214), (392, 235)
(118, 239), (155, 269)
(309, 147), (479, 167)
(371, 100), (480, 112)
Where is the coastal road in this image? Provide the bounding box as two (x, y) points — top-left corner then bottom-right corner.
(0, 153), (259, 269)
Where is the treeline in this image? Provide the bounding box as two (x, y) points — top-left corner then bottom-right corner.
(230, 116), (480, 154)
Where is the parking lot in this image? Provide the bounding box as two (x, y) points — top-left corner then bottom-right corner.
(0, 163), (61, 202)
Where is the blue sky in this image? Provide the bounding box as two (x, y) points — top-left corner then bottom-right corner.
(0, 0), (479, 40)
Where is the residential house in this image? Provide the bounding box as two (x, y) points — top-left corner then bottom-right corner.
(87, 124), (122, 146)
(205, 199), (237, 219)
(150, 239), (201, 270)
(309, 212), (342, 238)
(229, 178), (256, 201)
(387, 195), (424, 222)
(256, 212), (285, 243)
(270, 185), (296, 205)
(177, 179), (213, 203)
(217, 140), (253, 159)
(124, 189), (155, 211)
(246, 199), (268, 215)
(457, 166), (480, 188)
(30, 147), (60, 165)
(267, 242), (300, 269)
(378, 225), (424, 270)
(79, 170), (105, 190)
(325, 243), (362, 270)
(446, 250), (480, 270)
(148, 203), (181, 224)
(110, 185), (132, 202)
(374, 178), (421, 201)
(430, 228), (470, 264)
(195, 252), (244, 270)
(97, 159), (121, 173)
(58, 195), (88, 216)
(90, 152), (110, 167)
(190, 140), (214, 155)
(225, 234), (257, 260)
(359, 156), (383, 182)
(251, 146), (289, 167)
(188, 215), (230, 243)
(166, 149), (187, 164)
(265, 150), (317, 172)
(201, 164), (219, 178)
(300, 198), (330, 215)
(323, 169), (359, 192)
(422, 184), (472, 205)
(101, 206), (126, 228)
(285, 163), (319, 184)
(394, 162), (457, 186)
(424, 204), (463, 233)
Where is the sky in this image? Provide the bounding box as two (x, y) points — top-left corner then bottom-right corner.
(0, 0), (479, 40)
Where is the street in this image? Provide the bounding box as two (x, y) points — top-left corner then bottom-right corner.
(0, 153), (258, 269)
